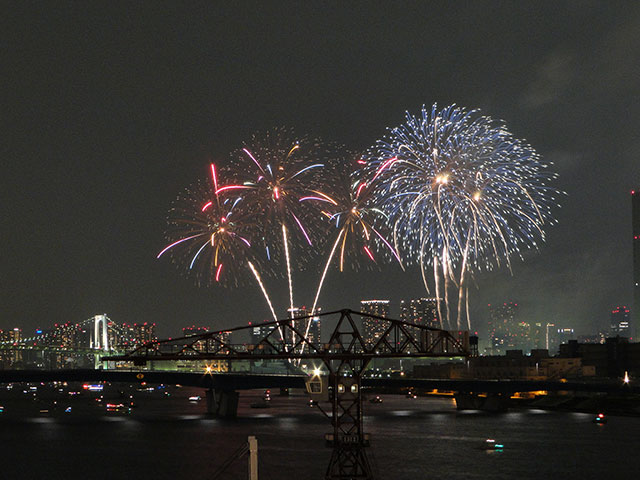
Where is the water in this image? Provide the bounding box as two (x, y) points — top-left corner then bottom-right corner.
(0, 384), (636, 479)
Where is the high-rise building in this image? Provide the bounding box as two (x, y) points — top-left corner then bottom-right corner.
(303, 308), (322, 345)
(133, 323), (156, 345)
(0, 328), (23, 366)
(610, 306), (631, 337)
(7, 328), (21, 343)
(0, 329), (19, 346)
(542, 327), (575, 355)
(486, 302), (533, 354)
(552, 327), (575, 354)
(400, 298), (440, 328)
(530, 322), (548, 350)
(633, 189), (640, 337)
(183, 326), (209, 337)
(117, 323), (137, 348)
(51, 322), (80, 348)
(544, 323), (555, 350)
(210, 330), (231, 347)
(116, 322), (156, 347)
(360, 300), (390, 348)
(286, 306), (321, 348)
(250, 321), (277, 345)
(182, 326), (210, 352)
(308, 314), (321, 345)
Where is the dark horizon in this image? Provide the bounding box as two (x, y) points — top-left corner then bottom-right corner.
(3, 3), (640, 337)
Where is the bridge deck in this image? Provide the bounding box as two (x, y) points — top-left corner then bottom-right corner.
(0, 370), (637, 394)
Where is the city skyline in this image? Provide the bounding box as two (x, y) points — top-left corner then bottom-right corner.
(1, 293), (626, 345)
(2, 3), (640, 337)
(2, 6), (640, 480)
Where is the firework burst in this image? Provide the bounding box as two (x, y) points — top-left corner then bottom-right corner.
(158, 168), (261, 288)
(365, 104), (561, 330)
(307, 155), (403, 300)
(157, 164), (284, 327)
(294, 154), (403, 349)
(218, 127), (328, 315)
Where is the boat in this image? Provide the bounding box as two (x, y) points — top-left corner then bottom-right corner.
(593, 413), (607, 424)
(481, 439), (504, 450)
(106, 403), (130, 414)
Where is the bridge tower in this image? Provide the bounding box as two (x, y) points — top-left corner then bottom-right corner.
(90, 314), (110, 351)
(323, 311), (373, 479)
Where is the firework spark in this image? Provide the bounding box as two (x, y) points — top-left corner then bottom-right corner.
(158, 175), (256, 287)
(299, 154), (403, 346)
(365, 104), (560, 330)
(157, 165), (284, 328)
(219, 128), (328, 317)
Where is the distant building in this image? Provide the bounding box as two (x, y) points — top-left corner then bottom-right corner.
(50, 322), (84, 349)
(559, 337), (640, 378)
(116, 322), (157, 348)
(360, 300), (390, 348)
(487, 302), (516, 354)
(632, 189), (640, 337)
(530, 322), (550, 350)
(0, 328), (23, 367)
(183, 326), (209, 337)
(286, 306), (321, 347)
(250, 321), (276, 345)
(7, 327), (21, 344)
(549, 327), (575, 355)
(181, 326), (230, 355)
(182, 326), (210, 352)
(400, 298), (440, 329)
(133, 323), (156, 345)
(413, 349), (594, 380)
(487, 302), (533, 354)
(544, 323), (556, 350)
(306, 309), (322, 346)
(610, 306), (631, 337)
(577, 333), (606, 344)
(210, 330), (231, 348)
(116, 323), (136, 348)
(0, 328), (22, 347)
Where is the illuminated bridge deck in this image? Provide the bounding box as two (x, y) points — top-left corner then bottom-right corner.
(0, 370), (638, 395)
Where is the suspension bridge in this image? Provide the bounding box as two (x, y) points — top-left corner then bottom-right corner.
(0, 314), (138, 369)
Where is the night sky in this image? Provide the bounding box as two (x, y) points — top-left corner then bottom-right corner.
(3, 2), (639, 337)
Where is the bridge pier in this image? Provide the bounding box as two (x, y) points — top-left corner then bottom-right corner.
(206, 388), (239, 418)
(454, 393), (509, 412)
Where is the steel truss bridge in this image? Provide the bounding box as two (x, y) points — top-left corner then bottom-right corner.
(105, 308), (471, 480)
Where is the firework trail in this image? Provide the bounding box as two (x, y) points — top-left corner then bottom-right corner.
(218, 128), (327, 319)
(157, 164), (282, 329)
(298, 153), (403, 348)
(311, 154), (403, 306)
(365, 104), (560, 330)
